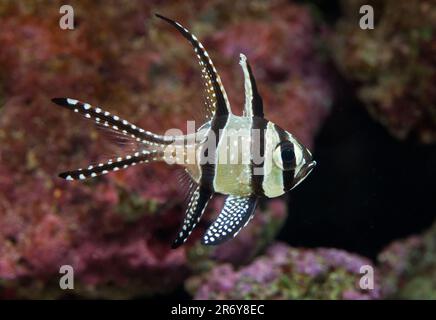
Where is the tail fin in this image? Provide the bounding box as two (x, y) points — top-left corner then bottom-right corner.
(59, 150), (163, 180)
(52, 98), (174, 147)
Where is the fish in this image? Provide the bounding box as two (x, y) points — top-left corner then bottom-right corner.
(52, 14), (316, 248)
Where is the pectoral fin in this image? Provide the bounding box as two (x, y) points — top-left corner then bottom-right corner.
(202, 195), (258, 245)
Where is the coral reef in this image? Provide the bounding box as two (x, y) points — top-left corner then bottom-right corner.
(378, 221), (436, 299)
(187, 221), (436, 300)
(0, 0), (332, 298)
(187, 242), (382, 300)
(331, 0), (436, 143)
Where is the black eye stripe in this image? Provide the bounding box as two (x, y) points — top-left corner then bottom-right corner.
(279, 142), (295, 169)
(274, 124), (295, 192)
(281, 148), (294, 163)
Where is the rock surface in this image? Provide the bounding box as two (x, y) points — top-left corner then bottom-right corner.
(378, 221), (436, 299)
(0, 0), (332, 298)
(188, 242), (381, 300)
(331, 0), (436, 143)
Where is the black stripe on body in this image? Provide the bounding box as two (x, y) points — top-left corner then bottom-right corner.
(52, 98), (173, 146)
(199, 115), (229, 192)
(250, 117), (268, 197)
(155, 14), (230, 118)
(274, 125), (295, 191)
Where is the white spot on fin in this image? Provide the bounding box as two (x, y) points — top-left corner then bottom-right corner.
(67, 98), (78, 105)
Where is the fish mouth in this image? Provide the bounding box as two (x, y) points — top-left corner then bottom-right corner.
(301, 160), (316, 178)
(290, 160), (316, 190)
(296, 160), (316, 181)
(307, 160), (317, 171)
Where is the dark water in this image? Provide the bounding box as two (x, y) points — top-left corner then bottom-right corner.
(275, 0), (436, 261)
(278, 74), (436, 260)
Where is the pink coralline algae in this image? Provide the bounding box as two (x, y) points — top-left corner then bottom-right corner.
(0, 0), (332, 298)
(186, 198), (288, 269)
(331, 0), (436, 143)
(188, 243), (382, 300)
(377, 221), (436, 299)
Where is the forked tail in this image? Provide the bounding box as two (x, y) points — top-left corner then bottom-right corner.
(58, 150), (164, 180)
(52, 97), (172, 180)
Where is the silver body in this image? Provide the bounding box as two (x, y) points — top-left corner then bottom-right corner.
(184, 115), (313, 198)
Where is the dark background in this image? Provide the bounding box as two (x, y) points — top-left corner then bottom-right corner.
(277, 0), (436, 260)
(278, 69), (436, 260)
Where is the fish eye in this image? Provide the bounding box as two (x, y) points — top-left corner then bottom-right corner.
(274, 142), (296, 171)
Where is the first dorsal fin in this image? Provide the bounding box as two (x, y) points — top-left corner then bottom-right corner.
(239, 54), (264, 118)
(155, 14), (231, 119)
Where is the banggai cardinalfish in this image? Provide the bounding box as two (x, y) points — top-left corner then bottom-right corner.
(52, 14), (316, 248)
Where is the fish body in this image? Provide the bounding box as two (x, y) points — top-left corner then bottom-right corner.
(52, 14), (316, 247)
(184, 115), (313, 199)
